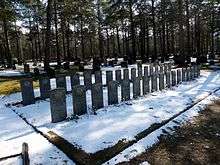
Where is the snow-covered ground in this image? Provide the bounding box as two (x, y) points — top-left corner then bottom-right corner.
(3, 70), (220, 156)
(0, 97), (74, 165)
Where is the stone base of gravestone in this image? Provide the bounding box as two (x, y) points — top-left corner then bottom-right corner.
(50, 88), (67, 123)
(20, 78), (35, 105)
(72, 85), (87, 116)
(121, 80), (130, 101)
(39, 77), (51, 99)
(143, 76), (150, 95)
(133, 78), (140, 99)
(92, 83), (104, 110)
(108, 81), (118, 105)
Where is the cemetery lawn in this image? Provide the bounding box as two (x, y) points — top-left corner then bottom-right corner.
(120, 100), (220, 165)
(0, 78), (39, 95)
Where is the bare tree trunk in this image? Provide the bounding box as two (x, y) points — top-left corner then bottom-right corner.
(44, 0), (53, 70)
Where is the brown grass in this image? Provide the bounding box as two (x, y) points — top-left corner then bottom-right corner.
(0, 78), (39, 95)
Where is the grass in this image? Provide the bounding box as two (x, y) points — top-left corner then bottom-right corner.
(0, 78), (39, 95)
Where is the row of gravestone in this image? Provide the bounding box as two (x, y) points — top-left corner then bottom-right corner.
(19, 64), (200, 122)
(20, 63), (172, 105)
(49, 65), (200, 123)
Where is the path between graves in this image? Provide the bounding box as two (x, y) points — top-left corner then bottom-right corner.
(7, 86), (220, 165)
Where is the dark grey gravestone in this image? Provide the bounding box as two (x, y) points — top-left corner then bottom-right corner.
(50, 88), (67, 123)
(39, 77), (51, 99)
(149, 65), (153, 76)
(168, 63), (172, 71)
(20, 78), (35, 105)
(155, 65), (159, 75)
(84, 70), (92, 90)
(186, 68), (190, 81)
(151, 74), (158, 92)
(171, 70), (176, 86)
(95, 71), (102, 84)
(131, 68), (136, 82)
(137, 63), (142, 78)
(189, 67), (193, 80)
(115, 70), (122, 83)
(121, 80), (130, 101)
(160, 66), (164, 74)
(182, 68), (186, 81)
(159, 73), (165, 90)
(72, 85), (87, 116)
(70, 73), (80, 87)
(192, 65), (196, 78)
(143, 75), (150, 95)
(133, 77), (140, 99)
(177, 69), (181, 84)
(108, 81), (118, 105)
(166, 71), (171, 88)
(144, 66), (149, 77)
(123, 69), (129, 80)
(56, 76), (67, 91)
(198, 65), (201, 77)
(106, 71), (113, 85)
(92, 83), (103, 110)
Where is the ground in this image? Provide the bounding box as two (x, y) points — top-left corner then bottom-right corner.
(120, 101), (220, 165)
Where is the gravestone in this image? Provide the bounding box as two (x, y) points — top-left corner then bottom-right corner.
(182, 68), (186, 81)
(108, 81), (118, 105)
(137, 63), (142, 78)
(24, 64), (30, 73)
(50, 88), (67, 123)
(186, 68), (190, 81)
(166, 71), (171, 88)
(56, 76), (67, 91)
(149, 64), (153, 76)
(192, 65), (196, 78)
(159, 73), (164, 90)
(151, 74), (158, 92)
(123, 69), (129, 80)
(131, 68), (136, 82)
(39, 77), (51, 99)
(83, 70), (92, 90)
(95, 71), (102, 84)
(133, 77), (140, 99)
(70, 73), (80, 87)
(20, 78), (35, 105)
(155, 65), (159, 75)
(143, 75), (150, 94)
(197, 65), (200, 77)
(92, 83), (103, 110)
(189, 67), (193, 80)
(144, 66), (149, 77)
(115, 70), (122, 83)
(106, 71), (113, 85)
(177, 69), (181, 84)
(72, 85), (87, 116)
(121, 80), (130, 101)
(160, 66), (164, 74)
(171, 70), (176, 86)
